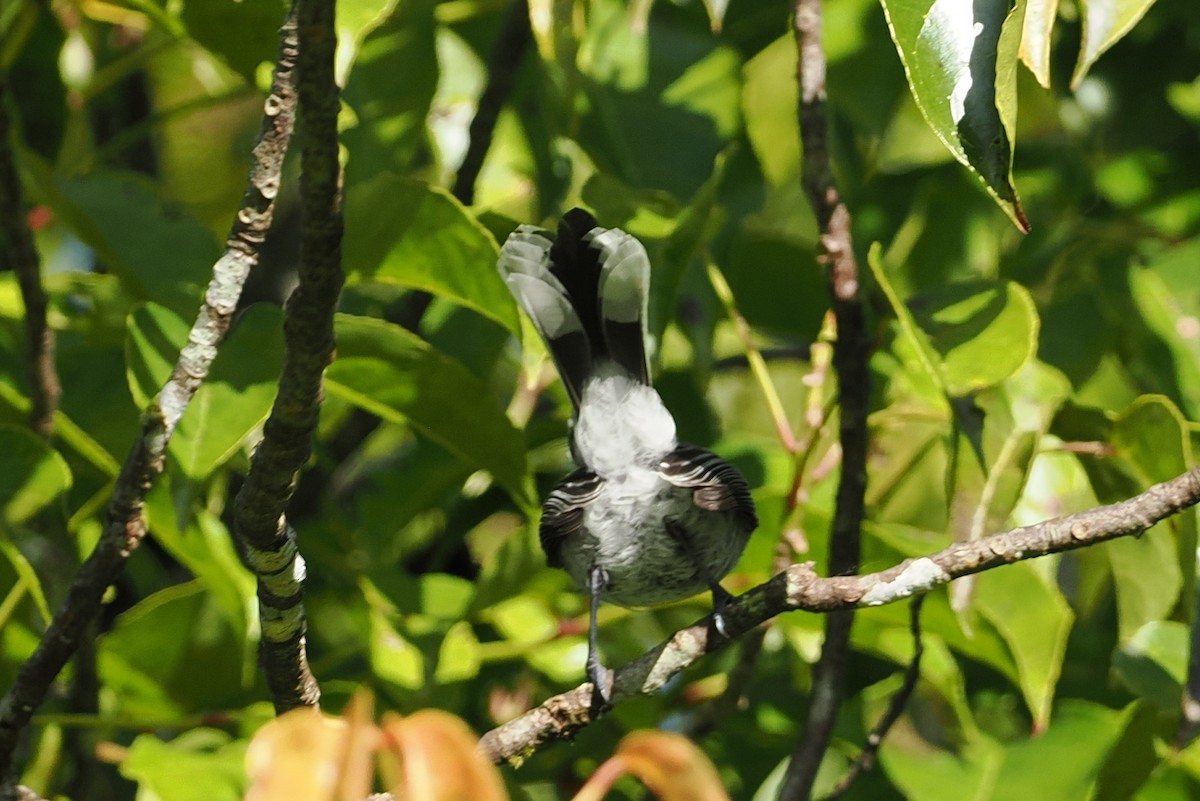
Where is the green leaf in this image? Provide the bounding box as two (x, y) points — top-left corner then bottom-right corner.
(1113, 621), (1187, 710)
(881, 0), (1029, 230)
(974, 561), (1073, 729)
(1111, 396), (1193, 634)
(1020, 0), (1058, 89)
(56, 171), (218, 311)
(911, 280), (1040, 396)
(742, 35), (800, 190)
(370, 606), (424, 690)
(0, 535), (51, 627)
(121, 730), (246, 801)
(99, 582), (249, 717)
(434, 620), (481, 684)
(882, 699), (1126, 799)
(145, 483), (258, 681)
(181, 0), (287, 84)
(992, 700), (1127, 795)
(0, 424), (72, 526)
(488, 595), (559, 645)
(342, 0), (438, 182)
(326, 314), (533, 507)
(125, 303), (285, 479)
(1104, 529), (1182, 644)
(1128, 244), (1200, 420)
(1072, 0), (1158, 89)
(342, 175), (519, 336)
(869, 243), (951, 398)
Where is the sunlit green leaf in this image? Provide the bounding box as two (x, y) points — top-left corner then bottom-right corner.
(0, 424), (71, 526)
(122, 729), (246, 801)
(974, 561), (1073, 729)
(911, 280), (1040, 396)
(1072, 0), (1159, 89)
(125, 303), (284, 479)
(1020, 0), (1058, 88)
(1113, 620), (1187, 710)
(343, 175), (519, 336)
(742, 34), (799, 188)
(370, 606), (424, 690)
(434, 620), (481, 683)
(880, 0), (1029, 230)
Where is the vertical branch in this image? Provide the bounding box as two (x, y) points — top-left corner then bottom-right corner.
(0, 9), (299, 789)
(0, 80), (60, 438)
(778, 0), (871, 798)
(231, 0), (342, 714)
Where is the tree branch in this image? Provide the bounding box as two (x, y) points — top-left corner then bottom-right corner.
(0, 79), (60, 438)
(779, 0), (871, 796)
(0, 9), (299, 790)
(829, 596), (925, 797)
(231, 0), (342, 714)
(479, 466), (1200, 765)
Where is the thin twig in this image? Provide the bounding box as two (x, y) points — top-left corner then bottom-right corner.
(230, 0), (342, 714)
(829, 596), (926, 797)
(778, 0), (871, 796)
(706, 259), (798, 453)
(480, 464), (1200, 764)
(0, 8), (300, 790)
(0, 79), (60, 438)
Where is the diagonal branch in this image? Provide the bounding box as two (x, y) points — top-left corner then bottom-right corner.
(479, 466), (1200, 765)
(0, 79), (60, 438)
(231, 0), (343, 714)
(451, 0), (531, 206)
(0, 8), (300, 790)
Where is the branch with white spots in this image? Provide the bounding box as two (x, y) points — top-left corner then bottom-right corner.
(479, 465), (1200, 765)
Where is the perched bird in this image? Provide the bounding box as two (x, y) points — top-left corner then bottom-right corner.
(497, 208), (758, 704)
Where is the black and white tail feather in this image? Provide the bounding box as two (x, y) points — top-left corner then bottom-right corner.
(498, 208), (757, 707)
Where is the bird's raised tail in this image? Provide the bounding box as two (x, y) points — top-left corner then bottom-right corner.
(498, 209), (652, 408)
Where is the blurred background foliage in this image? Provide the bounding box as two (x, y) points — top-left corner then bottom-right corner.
(2, 0), (1200, 798)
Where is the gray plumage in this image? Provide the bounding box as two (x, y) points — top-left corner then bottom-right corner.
(498, 208), (758, 703)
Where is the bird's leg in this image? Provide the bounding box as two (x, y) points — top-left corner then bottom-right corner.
(709, 581), (735, 638)
(587, 565), (614, 711)
(665, 519), (736, 638)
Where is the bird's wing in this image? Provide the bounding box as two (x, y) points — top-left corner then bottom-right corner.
(539, 468), (606, 568)
(657, 443), (758, 532)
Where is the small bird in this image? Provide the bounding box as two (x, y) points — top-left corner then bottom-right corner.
(498, 208), (758, 705)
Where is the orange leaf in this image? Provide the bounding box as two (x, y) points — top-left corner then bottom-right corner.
(380, 710), (508, 801)
(246, 706), (375, 801)
(573, 731), (730, 801)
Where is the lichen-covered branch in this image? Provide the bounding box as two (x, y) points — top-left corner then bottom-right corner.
(0, 80), (60, 438)
(231, 0), (342, 715)
(0, 10), (299, 791)
(479, 466), (1200, 765)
